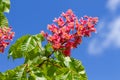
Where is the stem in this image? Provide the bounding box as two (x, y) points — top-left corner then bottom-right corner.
(48, 61), (62, 68)
(36, 41), (43, 51)
(37, 51), (54, 67)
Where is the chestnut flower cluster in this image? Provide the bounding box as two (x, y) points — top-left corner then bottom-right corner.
(0, 27), (14, 53)
(41, 9), (98, 56)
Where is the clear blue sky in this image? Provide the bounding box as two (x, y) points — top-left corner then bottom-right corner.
(0, 0), (120, 80)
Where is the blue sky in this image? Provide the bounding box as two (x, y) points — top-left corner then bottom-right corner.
(0, 0), (120, 80)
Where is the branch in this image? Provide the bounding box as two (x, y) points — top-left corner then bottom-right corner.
(37, 51), (54, 67)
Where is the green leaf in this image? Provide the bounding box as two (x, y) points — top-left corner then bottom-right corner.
(70, 58), (88, 80)
(47, 66), (57, 77)
(0, 0), (10, 13)
(0, 0), (10, 27)
(29, 73), (47, 80)
(64, 57), (71, 68)
(15, 65), (27, 79)
(54, 51), (64, 61)
(51, 52), (88, 80)
(8, 35), (30, 59)
(8, 34), (45, 60)
(0, 64), (28, 80)
(0, 12), (8, 27)
(44, 43), (52, 57)
(27, 62), (48, 80)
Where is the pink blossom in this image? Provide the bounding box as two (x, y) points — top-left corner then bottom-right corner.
(0, 27), (14, 53)
(41, 9), (98, 56)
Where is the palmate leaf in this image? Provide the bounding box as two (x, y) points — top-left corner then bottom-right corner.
(35, 58), (88, 80)
(47, 52), (88, 80)
(27, 52), (87, 80)
(8, 34), (45, 60)
(53, 58), (87, 80)
(0, 12), (8, 27)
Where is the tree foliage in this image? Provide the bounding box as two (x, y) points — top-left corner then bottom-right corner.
(0, 0), (99, 80)
(1, 34), (88, 80)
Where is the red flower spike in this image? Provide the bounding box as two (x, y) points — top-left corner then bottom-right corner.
(41, 9), (98, 56)
(0, 27), (14, 53)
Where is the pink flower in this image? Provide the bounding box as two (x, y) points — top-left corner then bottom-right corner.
(0, 27), (14, 53)
(41, 9), (98, 56)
